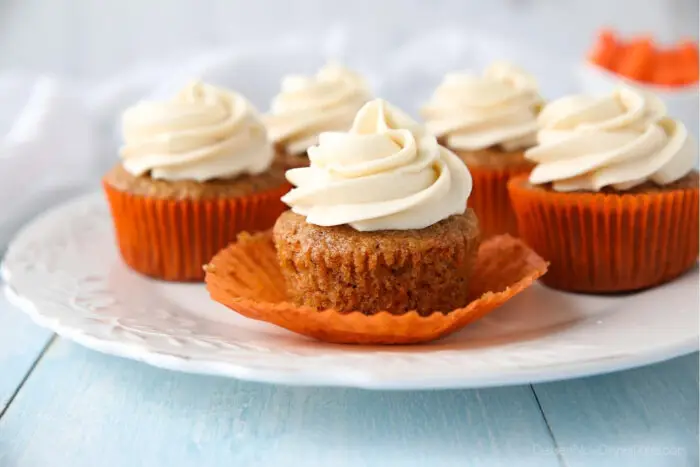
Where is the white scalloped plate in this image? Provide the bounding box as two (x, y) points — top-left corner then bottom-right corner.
(2, 193), (698, 389)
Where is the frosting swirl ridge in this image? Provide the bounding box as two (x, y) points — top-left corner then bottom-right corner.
(264, 63), (371, 156)
(422, 62), (542, 151)
(121, 81), (273, 182)
(282, 99), (473, 231)
(526, 87), (696, 191)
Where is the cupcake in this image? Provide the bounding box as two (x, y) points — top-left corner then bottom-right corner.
(422, 62), (543, 238)
(205, 99), (548, 344)
(509, 86), (699, 293)
(264, 63), (372, 169)
(103, 81), (290, 281)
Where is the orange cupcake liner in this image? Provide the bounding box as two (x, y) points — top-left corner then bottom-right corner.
(103, 181), (290, 282)
(468, 164), (532, 238)
(205, 231), (548, 344)
(508, 175), (699, 292)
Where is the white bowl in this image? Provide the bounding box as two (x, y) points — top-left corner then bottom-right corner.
(578, 62), (699, 138)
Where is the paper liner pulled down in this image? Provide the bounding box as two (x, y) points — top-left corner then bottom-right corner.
(205, 231), (548, 344)
(468, 164), (532, 239)
(508, 175), (699, 292)
(103, 181), (290, 282)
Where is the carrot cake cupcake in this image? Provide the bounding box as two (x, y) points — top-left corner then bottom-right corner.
(264, 63), (372, 169)
(422, 62), (543, 238)
(103, 81), (289, 282)
(205, 99), (549, 344)
(275, 98), (478, 313)
(509, 86), (698, 292)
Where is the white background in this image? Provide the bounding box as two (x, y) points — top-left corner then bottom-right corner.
(1, 0), (698, 84)
(0, 0), (697, 243)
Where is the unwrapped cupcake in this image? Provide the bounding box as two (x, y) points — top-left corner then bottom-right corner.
(509, 86), (698, 292)
(277, 99), (478, 313)
(264, 63), (372, 169)
(103, 81), (290, 281)
(206, 99), (548, 344)
(422, 62), (543, 238)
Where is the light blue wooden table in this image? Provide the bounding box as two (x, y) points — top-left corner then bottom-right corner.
(0, 293), (697, 467)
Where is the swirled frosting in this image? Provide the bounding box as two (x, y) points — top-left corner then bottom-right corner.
(281, 99), (473, 231)
(526, 87), (696, 191)
(264, 63), (371, 156)
(120, 81), (273, 182)
(421, 62), (542, 151)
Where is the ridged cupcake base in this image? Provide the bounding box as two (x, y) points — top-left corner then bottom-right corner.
(508, 175), (699, 293)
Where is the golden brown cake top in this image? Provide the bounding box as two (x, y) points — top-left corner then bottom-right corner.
(103, 161), (287, 200)
(512, 170), (699, 195)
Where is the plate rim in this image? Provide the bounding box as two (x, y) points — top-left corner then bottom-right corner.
(2, 192), (698, 390)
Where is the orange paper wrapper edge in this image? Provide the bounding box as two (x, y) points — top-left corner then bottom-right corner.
(103, 180), (290, 282)
(468, 164), (532, 238)
(205, 231), (548, 344)
(508, 175), (699, 292)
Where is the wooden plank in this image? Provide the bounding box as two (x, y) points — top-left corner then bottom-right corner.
(0, 339), (561, 467)
(533, 353), (699, 467)
(0, 296), (53, 415)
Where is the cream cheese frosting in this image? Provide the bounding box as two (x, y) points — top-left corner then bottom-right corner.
(120, 81), (273, 182)
(281, 99), (473, 231)
(421, 62), (542, 152)
(526, 87), (696, 191)
(264, 63), (371, 156)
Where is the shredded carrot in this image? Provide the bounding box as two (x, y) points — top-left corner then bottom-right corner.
(589, 29), (618, 68)
(617, 37), (654, 82)
(677, 40), (699, 64)
(677, 40), (699, 84)
(588, 29), (699, 86)
(665, 50), (687, 86)
(651, 50), (675, 86)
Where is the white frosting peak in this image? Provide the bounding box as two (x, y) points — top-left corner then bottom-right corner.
(282, 99), (473, 231)
(422, 62), (542, 151)
(264, 63), (371, 156)
(120, 81), (273, 181)
(527, 87), (696, 191)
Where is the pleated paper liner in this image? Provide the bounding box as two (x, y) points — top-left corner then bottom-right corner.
(468, 163), (533, 238)
(103, 181), (290, 282)
(508, 174), (699, 293)
(205, 231), (548, 344)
